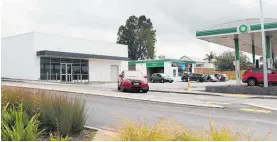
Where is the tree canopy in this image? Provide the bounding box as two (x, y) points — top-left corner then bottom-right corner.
(204, 51), (216, 63)
(214, 51), (250, 71)
(116, 15), (156, 60)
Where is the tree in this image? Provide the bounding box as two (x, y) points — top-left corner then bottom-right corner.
(214, 51), (250, 71)
(204, 51), (216, 63)
(116, 15), (156, 60)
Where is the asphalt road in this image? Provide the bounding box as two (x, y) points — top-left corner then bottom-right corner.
(81, 93), (277, 140)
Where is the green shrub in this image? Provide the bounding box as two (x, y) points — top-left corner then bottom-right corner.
(1, 86), (87, 136)
(49, 133), (72, 141)
(1, 103), (43, 141)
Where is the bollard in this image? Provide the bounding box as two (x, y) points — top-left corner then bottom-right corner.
(187, 77), (191, 91)
(80, 74), (82, 83)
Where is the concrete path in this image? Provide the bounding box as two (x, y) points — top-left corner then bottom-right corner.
(2, 81), (223, 108)
(99, 82), (277, 99)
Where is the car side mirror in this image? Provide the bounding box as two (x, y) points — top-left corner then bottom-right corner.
(119, 74), (123, 77)
(272, 70), (276, 74)
(144, 76), (147, 78)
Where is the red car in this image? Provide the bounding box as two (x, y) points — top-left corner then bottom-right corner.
(118, 70), (149, 93)
(242, 68), (277, 86)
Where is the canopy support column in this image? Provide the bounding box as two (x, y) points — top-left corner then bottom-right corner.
(252, 45), (256, 65)
(266, 36), (272, 68)
(272, 45), (275, 69)
(234, 38), (241, 85)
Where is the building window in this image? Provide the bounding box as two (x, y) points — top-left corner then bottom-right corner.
(128, 64), (136, 71)
(196, 63), (204, 67)
(171, 62), (186, 77)
(40, 57), (88, 80)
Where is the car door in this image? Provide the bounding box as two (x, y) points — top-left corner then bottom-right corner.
(190, 74), (196, 81)
(156, 74), (162, 81)
(252, 68), (263, 82)
(268, 69), (277, 82)
(151, 74), (156, 81)
(272, 70), (277, 82)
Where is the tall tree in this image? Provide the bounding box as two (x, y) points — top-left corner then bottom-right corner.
(204, 51), (216, 63)
(214, 51), (250, 71)
(116, 15), (156, 60)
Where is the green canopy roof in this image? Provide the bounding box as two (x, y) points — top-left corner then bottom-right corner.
(196, 19), (277, 56)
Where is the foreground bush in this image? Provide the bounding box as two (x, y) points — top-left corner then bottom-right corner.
(116, 118), (267, 141)
(117, 118), (174, 141)
(1, 103), (43, 141)
(1, 86), (87, 136)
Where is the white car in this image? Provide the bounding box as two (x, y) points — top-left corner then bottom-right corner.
(208, 75), (218, 82)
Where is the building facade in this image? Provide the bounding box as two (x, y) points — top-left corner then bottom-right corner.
(128, 59), (195, 81)
(180, 55), (215, 74)
(1, 32), (128, 82)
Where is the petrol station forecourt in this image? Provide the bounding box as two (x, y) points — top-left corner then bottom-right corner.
(196, 18), (277, 86)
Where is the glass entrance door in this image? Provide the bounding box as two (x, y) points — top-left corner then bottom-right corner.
(61, 63), (72, 82)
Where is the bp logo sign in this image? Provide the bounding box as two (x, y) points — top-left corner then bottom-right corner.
(238, 24), (249, 33)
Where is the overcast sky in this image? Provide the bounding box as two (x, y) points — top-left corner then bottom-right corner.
(2, 0), (277, 60)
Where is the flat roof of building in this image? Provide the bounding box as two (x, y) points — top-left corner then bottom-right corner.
(128, 58), (195, 65)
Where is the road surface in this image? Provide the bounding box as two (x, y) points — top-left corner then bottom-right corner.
(82, 93), (277, 140)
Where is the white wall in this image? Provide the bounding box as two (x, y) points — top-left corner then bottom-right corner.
(33, 32), (127, 58)
(1, 33), (40, 80)
(135, 63), (147, 76)
(89, 59), (128, 82)
(2, 32), (128, 81)
(191, 64), (195, 73)
(164, 62), (172, 77)
(195, 62), (214, 69)
(120, 61), (128, 72)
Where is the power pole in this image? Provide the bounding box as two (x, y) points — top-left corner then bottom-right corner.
(260, 0), (268, 87)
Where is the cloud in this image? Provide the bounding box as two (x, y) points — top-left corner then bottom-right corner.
(2, 0), (277, 60)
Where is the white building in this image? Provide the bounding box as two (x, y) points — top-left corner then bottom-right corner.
(1, 32), (128, 82)
(180, 55), (215, 69)
(128, 59), (195, 81)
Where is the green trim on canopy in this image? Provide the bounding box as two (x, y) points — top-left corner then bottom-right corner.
(250, 22), (277, 31)
(196, 22), (277, 37)
(196, 27), (237, 37)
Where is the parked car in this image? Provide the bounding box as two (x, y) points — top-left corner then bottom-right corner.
(181, 73), (206, 83)
(214, 74), (228, 82)
(150, 73), (173, 83)
(221, 74), (229, 81)
(242, 68), (277, 86)
(118, 70), (149, 93)
(206, 75), (218, 82)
